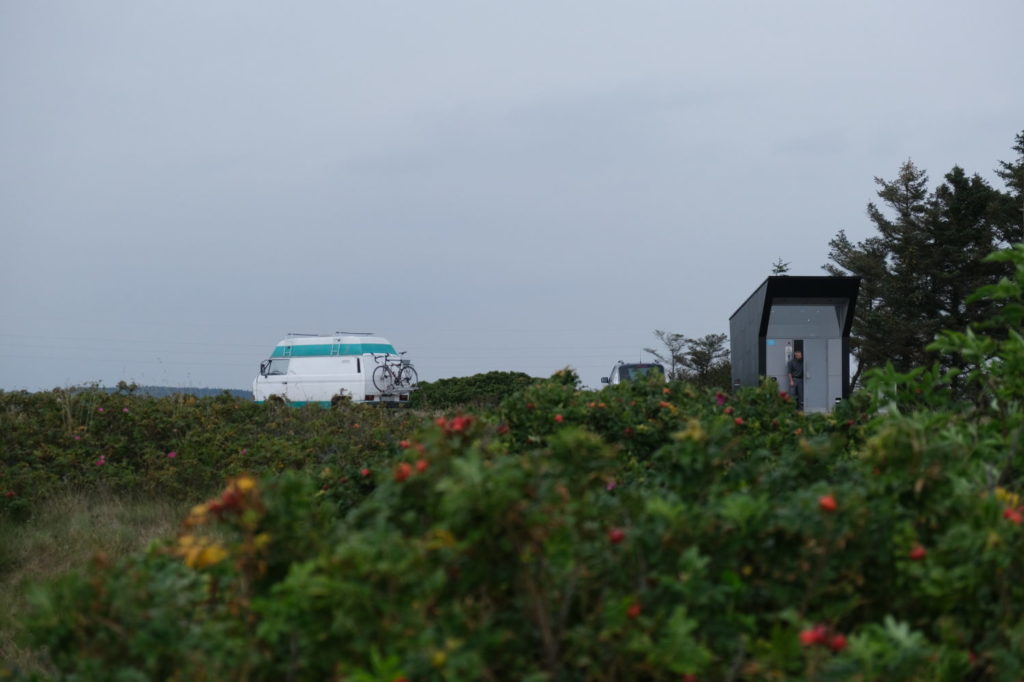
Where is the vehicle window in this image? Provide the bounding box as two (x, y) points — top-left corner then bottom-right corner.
(267, 359), (290, 375)
(619, 365), (664, 381)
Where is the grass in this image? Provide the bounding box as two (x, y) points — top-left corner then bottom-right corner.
(0, 490), (192, 674)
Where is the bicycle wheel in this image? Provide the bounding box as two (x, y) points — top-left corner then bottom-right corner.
(372, 365), (395, 393)
(398, 365), (418, 388)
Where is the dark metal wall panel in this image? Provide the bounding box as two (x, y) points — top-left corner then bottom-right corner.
(729, 279), (769, 388)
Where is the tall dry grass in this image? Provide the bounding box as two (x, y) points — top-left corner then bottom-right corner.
(0, 490), (188, 673)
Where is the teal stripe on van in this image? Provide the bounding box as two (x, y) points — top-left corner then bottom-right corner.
(270, 343), (397, 358)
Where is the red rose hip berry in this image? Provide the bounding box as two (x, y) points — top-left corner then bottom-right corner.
(394, 462), (412, 482)
(799, 629), (818, 647)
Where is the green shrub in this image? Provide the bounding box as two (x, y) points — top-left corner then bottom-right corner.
(0, 392), (418, 518)
(409, 370), (540, 410)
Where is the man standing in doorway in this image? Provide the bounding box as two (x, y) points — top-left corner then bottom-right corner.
(787, 350), (804, 411)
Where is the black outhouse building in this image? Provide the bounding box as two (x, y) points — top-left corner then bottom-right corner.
(729, 276), (860, 412)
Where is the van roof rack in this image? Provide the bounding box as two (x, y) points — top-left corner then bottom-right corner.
(287, 332), (320, 337)
(334, 331), (374, 335)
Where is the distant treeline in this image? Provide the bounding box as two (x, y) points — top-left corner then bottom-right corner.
(100, 383), (252, 400)
(5, 376), (541, 408)
(0, 384), (252, 400)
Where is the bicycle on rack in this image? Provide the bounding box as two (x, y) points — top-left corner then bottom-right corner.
(371, 352), (419, 394)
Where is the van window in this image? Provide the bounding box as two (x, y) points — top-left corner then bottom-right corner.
(267, 359), (290, 376)
(618, 364), (664, 381)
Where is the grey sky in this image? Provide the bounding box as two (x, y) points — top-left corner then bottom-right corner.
(2, 1), (1022, 391)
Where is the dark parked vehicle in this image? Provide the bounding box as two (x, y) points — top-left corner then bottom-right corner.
(600, 362), (666, 386)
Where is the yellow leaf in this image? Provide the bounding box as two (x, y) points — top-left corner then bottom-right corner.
(673, 419), (706, 442)
(195, 544), (229, 568)
(235, 476), (256, 493)
(425, 528), (457, 550)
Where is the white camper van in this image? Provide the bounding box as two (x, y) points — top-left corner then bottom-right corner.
(252, 333), (418, 406)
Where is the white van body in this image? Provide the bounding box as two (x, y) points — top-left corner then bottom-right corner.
(252, 334), (416, 406)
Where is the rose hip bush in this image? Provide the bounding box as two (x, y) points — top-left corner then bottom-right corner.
(8, 247), (1024, 680)
(0, 391), (419, 514)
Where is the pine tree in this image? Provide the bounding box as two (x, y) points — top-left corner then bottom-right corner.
(645, 331), (731, 388)
(644, 330), (687, 380)
(994, 130), (1024, 245)
(679, 333), (731, 389)
(824, 133), (1022, 386)
(824, 231), (892, 388)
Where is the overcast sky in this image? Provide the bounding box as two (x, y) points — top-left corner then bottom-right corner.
(2, 1), (1022, 392)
